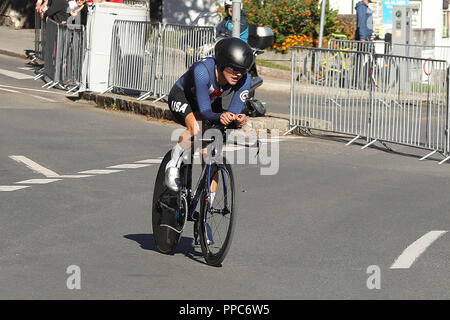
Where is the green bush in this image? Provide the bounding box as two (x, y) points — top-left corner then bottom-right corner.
(238, 0), (351, 52)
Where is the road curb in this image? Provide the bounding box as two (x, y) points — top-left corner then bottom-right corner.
(0, 49), (27, 60)
(80, 91), (292, 134)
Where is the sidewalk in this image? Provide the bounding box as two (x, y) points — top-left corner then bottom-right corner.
(0, 26), (294, 134)
(0, 26), (35, 59)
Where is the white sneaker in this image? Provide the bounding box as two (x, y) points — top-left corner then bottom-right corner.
(165, 165), (180, 192)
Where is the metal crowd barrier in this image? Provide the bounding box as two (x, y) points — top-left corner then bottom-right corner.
(370, 54), (448, 156)
(390, 43), (450, 64)
(107, 20), (153, 96)
(289, 47), (372, 139)
(328, 39), (392, 54)
(328, 39), (450, 64)
(34, 11), (46, 61)
(289, 46), (450, 162)
(154, 23), (216, 100)
(42, 18), (65, 88)
(62, 23), (86, 92)
(40, 19), (86, 92)
(106, 20), (215, 101)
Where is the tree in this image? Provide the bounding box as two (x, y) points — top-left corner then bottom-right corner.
(242, 0), (352, 52)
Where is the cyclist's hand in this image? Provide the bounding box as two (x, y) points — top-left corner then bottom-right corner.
(234, 114), (247, 127)
(220, 112), (235, 126)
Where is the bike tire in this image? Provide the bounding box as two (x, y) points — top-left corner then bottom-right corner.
(198, 162), (236, 267)
(152, 150), (185, 254)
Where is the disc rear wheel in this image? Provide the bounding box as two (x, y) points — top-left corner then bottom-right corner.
(152, 151), (186, 254)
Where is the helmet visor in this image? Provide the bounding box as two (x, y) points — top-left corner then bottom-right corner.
(225, 65), (247, 74)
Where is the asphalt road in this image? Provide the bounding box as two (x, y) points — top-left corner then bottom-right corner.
(0, 54), (450, 299)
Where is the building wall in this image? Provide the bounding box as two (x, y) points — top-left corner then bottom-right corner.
(331, 0), (450, 46)
(162, 0), (220, 26)
(330, 0), (355, 14)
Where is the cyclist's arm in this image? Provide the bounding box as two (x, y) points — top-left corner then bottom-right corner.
(228, 73), (251, 115)
(193, 63), (221, 121)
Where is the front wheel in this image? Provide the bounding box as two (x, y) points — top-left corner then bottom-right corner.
(199, 162), (236, 266)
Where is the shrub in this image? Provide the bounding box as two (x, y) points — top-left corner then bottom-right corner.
(238, 0), (351, 52)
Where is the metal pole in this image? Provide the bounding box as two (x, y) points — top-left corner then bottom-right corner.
(232, 0), (241, 38)
(318, 0), (327, 48)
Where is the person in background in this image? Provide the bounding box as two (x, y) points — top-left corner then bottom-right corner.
(67, 0), (88, 25)
(216, 0), (249, 43)
(355, 0), (375, 42)
(35, 0), (43, 12)
(40, 0), (70, 23)
(38, 0), (48, 20)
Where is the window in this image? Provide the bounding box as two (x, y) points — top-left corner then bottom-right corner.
(443, 11), (450, 38)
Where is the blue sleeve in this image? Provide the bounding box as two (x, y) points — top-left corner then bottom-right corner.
(357, 5), (370, 40)
(192, 63), (221, 121)
(228, 74), (251, 114)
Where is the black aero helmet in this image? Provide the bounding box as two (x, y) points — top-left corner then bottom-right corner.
(215, 37), (254, 73)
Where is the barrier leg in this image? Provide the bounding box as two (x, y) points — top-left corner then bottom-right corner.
(153, 94), (166, 103)
(137, 92), (152, 101)
(283, 125), (299, 136)
(42, 81), (54, 88)
(419, 150), (437, 161)
(345, 135), (361, 146)
(438, 155), (450, 165)
(66, 86), (78, 94)
(101, 86), (113, 94)
(361, 139), (377, 150)
(47, 82), (60, 89)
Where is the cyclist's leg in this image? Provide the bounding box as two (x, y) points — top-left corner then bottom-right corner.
(166, 86), (204, 190)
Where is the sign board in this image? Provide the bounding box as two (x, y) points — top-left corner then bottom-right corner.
(421, 50), (435, 83)
(382, 0), (409, 34)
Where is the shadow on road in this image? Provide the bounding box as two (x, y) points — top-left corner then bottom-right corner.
(124, 233), (206, 264)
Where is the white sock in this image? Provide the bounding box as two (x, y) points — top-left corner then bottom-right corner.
(209, 192), (216, 205)
(166, 143), (184, 170)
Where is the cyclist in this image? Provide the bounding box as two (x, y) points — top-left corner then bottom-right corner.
(216, 0), (249, 43)
(165, 37), (253, 192)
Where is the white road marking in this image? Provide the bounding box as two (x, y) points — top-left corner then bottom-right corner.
(3, 155), (164, 192)
(107, 164), (152, 169)
(18, 67), (35, 71)
(0, 87), (20, 93)
(78, 169), (123, 174)
(28, 94), (57, 103)
(16, 178), (62, 184)
(58, 175), (94, 178)
(9, 155), (60, 177)
(390, 231), (448, 269)
(0, 84), (67, 96)
(0, 185), (30, 191)
(0, 68), (34, 80)
(135, 159), (163, 164)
